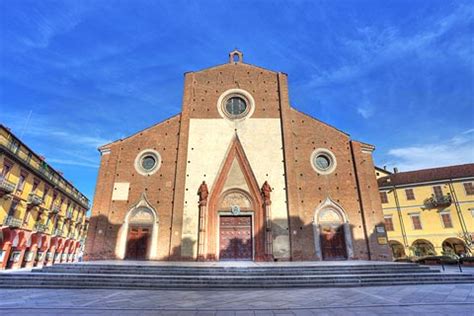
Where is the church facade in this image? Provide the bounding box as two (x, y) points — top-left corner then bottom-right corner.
(85, 51), (391, 262)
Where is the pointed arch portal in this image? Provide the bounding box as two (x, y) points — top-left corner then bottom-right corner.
(313, 198), (354, 260)
(201, 136), (269, 261)
(117, 194), (159, 260)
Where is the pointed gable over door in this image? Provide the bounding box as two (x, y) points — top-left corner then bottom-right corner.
(204, 135), (268, 261)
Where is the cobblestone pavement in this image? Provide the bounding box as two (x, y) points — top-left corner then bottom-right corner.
(0, 283), (473, 315)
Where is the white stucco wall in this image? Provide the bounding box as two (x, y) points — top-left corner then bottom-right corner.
(181, 118), (290, 258)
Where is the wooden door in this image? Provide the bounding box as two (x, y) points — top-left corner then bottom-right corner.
(126, 227), (150, 260)
(320, 224), (347, 260)
(219, 216), (252, 260)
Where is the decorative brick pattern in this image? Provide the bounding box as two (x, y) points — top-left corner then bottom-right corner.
(86, 53), (391, 262)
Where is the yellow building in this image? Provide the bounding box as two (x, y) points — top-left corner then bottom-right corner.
(377, 164), (474, 259)
(0, 125), (90, 270)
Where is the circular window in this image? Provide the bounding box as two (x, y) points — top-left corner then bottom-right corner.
(311, 148), (337, 175)
(134, 149), (161, 176)
(314, 155), (331, 171)
(225, 97), (247, 116)
(141, 155), (157, 171)
(217, 89), (255, 120)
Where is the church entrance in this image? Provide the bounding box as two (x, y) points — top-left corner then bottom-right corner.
(125, 227), (150, 260)
(315, 205), (351, 261)
(320, 224), (347, 260)
(219, 215), (253, 260)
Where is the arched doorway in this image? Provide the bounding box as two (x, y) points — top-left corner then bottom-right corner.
(389, 240), (406, 259)
(411, 239), (436, 257)
(116, 194), (159, 260)
(442, 238), (467, 256)
(318, 209), (347, 260)
(125, 207), (154, 260)
(217, 190), (254, 261)
(313, 198), (353, 261)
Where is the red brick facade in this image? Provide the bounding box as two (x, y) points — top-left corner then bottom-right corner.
(86, 51), (391, 262)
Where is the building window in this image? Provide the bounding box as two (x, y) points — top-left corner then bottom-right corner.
(51, 191), (58, 207)
(141, 155), (157, 171)
(1, 160), (13, 178)
(380, 192), (388, 204)
(134, 149), (162, 176)
(32, 178), (40, 193)
(310, 148), (337, 175)
(433, 186), (443, 199)
(440, 212), (453, 228)
(225, 96), (248, 117)
(217, 89), (255, 120)
(384, 216), (394, 231)
(16, 171), (28, 193)
(8, 139), (20, 154)
(464, 182), (474, 195)
(405, 189), (415, 200)
(410, 214), (422, 230)
(8, 200), (19, 216)
(42, 185), (50, 199)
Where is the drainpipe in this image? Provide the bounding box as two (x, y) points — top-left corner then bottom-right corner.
(392, 185), (409, 249)
(447, 180), (469, 238)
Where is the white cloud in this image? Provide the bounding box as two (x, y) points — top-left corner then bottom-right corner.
(3, 111), (107, 171)
(385, 129), (474, 171)
(357, 102), (375, 119)
(307, 3), (473, 88)
(46, 158), (98, 168)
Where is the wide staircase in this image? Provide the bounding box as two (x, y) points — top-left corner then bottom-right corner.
(1, 262), (473, 289)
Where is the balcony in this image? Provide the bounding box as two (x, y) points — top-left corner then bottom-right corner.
(51, 204), (61, 214)
(27, 193), (43, 207)
(53, 228), (63, 236)
(3, 216), (23, 228)
(423, 194), (452, 209)
(34, 223), (48, 233)
(0, 177), (16, 197)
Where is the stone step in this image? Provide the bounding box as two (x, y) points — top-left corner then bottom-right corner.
(1, 272), (472, 283)
(46, 262), (421, 269)
(36, 267), (436, 275)
(2, 262), (471, 289)
(1, 275), (472, 289)
(38, 263), (429, 273)
(41, 264), (424, 270)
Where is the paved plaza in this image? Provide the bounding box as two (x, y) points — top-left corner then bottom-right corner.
(2, 262), (473, 314)
(0, 283), (473, 315)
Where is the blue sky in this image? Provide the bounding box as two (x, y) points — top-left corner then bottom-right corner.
(1, 0), (473, 201)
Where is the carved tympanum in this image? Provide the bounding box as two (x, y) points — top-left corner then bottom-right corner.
(318, 208), (343, 223)
(220, 191), (251, 209)
(129, 207), (154, 224)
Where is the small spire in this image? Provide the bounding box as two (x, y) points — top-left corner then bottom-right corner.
(229, 49), (243, 63)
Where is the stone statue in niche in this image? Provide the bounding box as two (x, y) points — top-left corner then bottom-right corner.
(261, 181), (272, 205)
(197, 181), (209, 206)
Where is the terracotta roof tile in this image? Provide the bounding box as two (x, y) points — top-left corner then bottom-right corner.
(378, 163), (474, 187)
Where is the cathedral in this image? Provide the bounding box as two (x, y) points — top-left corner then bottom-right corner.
(85, 50), (391, 262)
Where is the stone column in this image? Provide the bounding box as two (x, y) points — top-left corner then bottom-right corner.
(197, 204), (207, 260)
(264, 204), (273, 258)
(261, 181), (273, 260)
(343, 222), (354, 259)
(197, 181), (209, 261)
(1, 242), (12, 270)
(313, 222), (322, 260)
